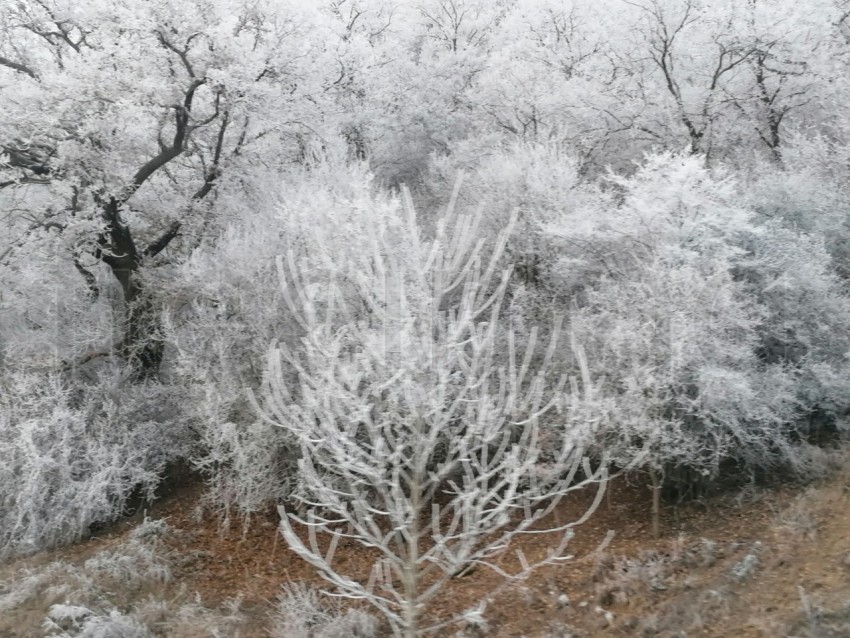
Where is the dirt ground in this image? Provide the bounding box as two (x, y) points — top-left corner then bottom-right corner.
(4, 459), (850, 637)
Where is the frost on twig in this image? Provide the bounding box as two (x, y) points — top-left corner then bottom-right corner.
(253, 186), (611, 637)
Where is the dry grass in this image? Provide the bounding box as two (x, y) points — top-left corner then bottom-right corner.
(1, 447), (850, 637)
(0, 519), (251, 638)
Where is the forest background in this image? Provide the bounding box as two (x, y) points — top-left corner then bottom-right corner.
(2, 0), (850, 635)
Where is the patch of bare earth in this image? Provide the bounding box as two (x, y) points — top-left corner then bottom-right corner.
(6, 457), (850, 637)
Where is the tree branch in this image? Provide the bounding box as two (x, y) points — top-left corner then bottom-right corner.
(74, 259), (100, 299)
(144, 107), (229, 259)
(61, 349), (113, 372)
(3, 143), (54, 175)
(0, 55), (38, 79)
(156, 31), (200, 78)
(129, 78), (206, 197)
(143, 220), (182, 258)
(130, 142), (184, 195)
(30, 0), (88, 52)
(192, 109), (229, 200)
(0, 176), (50, 190)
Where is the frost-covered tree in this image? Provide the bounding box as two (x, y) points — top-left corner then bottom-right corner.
(0, 0), (336, 374)
(606, 0), (841, 162)
(0, 0), (346, 555)
(540, 153), (838, 532)
(166, 158), (402, 521)
(253, 190), (610, 636)
(470, 1), (620, 170)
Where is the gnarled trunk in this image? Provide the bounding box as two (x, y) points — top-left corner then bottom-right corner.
(100, 197), (176, 377)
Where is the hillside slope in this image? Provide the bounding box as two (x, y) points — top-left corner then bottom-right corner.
(1, 454), (849, 637)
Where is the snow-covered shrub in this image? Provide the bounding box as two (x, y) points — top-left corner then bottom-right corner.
(151, 597), (248, 638)
(570, 253), (798, 479)
(167, 162), (409, 519)
(38, 595), (250, 638)
(423, 141), (601, 291)
(0, 518), (171, 623)
(0, 518), (249, 637)
(741, 133), (850, 277)
(255, 189), (611, 636)
(737, 137), (850, 430)
(0, 370), (183, 559)
(44, 608), (154, 638)
(0, 208), (119, 372)
(731, 221), (850, 434)
(271, 584), (379, 638)
(541, 153), (835, 489)
(82, 519), (172, 592)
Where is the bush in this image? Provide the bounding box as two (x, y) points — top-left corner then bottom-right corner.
(255, 189), (611, 636)
(167, 163), (405, 520)
(0, 370), (185, 559)
(532, 152), (850, 492)
(271, 584), (379, 638)
(0, 518), (249, 638)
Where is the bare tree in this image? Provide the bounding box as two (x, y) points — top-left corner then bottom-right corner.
(418, 0), (499, 53)
(730, 0), (822, 163)
(253, 187), (610, 637)
(620, 0), (756, 155)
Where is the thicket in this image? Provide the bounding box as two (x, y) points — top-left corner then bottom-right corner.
(2, 0), (850, 632)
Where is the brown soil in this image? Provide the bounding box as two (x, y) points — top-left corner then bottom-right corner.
(13, 460), (850, 637)
(76, 462), (850, 638)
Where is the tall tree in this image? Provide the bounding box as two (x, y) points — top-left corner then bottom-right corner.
(0, 0), (333, 374)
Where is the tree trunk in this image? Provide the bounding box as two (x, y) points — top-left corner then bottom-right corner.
(649, 467), (662, 540)
(101, 198), (167, 377)
(121, 281), (165, 376)
(402, 483), (422, 638)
